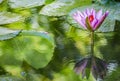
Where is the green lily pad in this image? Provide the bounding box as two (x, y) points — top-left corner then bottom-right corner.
(40, 0), (91, 16)
(0, 27), (21, 40)
(0, 12), (22, 25)
(0, 28), (55, 69)
(9, 0), (45, 8)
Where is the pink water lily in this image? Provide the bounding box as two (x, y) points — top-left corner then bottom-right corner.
(73, 8), (109, 31)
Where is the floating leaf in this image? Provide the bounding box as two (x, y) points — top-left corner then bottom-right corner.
(9, 0), (45, 8)
(20, 30), (55, 69)
(40, 0), (91, 16)
(0, 12), (22, 25)
(0, 29), (55, 69)
(0, 27), (21, 40)
(67, 3), (120, 32)
(21, 30), (54, 45)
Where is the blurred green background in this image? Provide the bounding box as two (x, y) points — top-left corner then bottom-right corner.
(0, 0), (120, 81)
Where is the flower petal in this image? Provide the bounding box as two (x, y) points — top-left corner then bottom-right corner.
(73, 12), (82, 20)
(77, 11), (84, 18)
(91, 8), (96, 18)
(73, 12), (86, 29)
(75, 18), (86, 28)
(94, 11), (109, 30)
(96, 9), (103, 20)
(91, 18), (98, 29)
(86, 8), (91, 16)
(83, 11), (87, 18)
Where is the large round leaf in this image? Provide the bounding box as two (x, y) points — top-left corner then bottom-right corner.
(21, 30), (55, 69)
(0, 27), (21, 40)
(9, 0), (45, 8)
(0, 28), (55, 70)
(0, 12), (22, 25)
(39, 0), (91, 16)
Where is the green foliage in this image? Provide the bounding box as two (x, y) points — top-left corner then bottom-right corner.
(0, 0), (120, 81)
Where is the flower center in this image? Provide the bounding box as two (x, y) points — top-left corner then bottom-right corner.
(89, 15), (94, 22)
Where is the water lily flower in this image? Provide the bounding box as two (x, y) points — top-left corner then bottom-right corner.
(73, 8), (109, 31)
(74, 56), (107, 79)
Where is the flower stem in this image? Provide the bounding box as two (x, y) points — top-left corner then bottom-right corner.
(90, 31), (94, 56)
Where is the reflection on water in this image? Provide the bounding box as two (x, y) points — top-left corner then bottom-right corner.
(97, 62), (118, 81)
(107, 62), (118, 74)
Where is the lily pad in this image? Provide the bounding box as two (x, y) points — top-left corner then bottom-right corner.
(0, 28), (55, 69)
(21, 30), (55, 69)
(40, 0), (91, 16)
(9, 0), (45, 8)
(0, 12), (22, 25)
(0, 27), (21, 40)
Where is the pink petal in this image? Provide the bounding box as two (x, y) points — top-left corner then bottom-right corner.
(83, 11), (87, 18)
(91, 8), (96, 18)
(96, 9), (103, 20)
(91, 18), (98, 29)
(78, 19), (86, 29)
(73, 14), (86, 29)
(77, 11), (84, 18)
(94, 11), (109, 30)
(86, 8), (91, 16)
(73, 11), (87, 29)
(73, 12), (81, 20)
